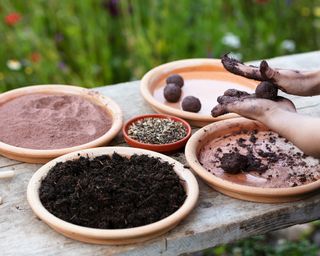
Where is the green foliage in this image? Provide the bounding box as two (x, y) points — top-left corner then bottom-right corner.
(0, 0), (319, 92)
(203, 235), (318, 256)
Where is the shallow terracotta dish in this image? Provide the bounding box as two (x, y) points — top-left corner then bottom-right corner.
(140, 58), (258, 127)
(0, 85), (123, 163)
(27, 146), (199, 244)
(185, 118), (320, 203)
(123, 114), (192, 152)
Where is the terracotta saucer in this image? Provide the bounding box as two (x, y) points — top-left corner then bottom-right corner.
(123, 114), (192, 153)
(0, 85), (123, 163)
(27, 146), (199, 244)
(140, 59), (258, 127)
(185, 118), (320, 203)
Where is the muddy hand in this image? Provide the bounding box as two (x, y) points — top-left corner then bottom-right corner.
(211, 89), (296, 120)
(221, 54), (320, 96)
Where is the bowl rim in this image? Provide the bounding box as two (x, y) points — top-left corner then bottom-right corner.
(140, 58), (258, 122)
(27, 146), (199, 240)
(0, 85), (123, 159)
(185, 117), (320, 197)
(123, 113), (192, 148)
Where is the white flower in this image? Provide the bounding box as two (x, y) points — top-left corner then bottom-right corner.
(7, 59), (22, 71)
(281, 40), (296, 52)
(222, 32), (241, 48)
(229, 52), (243, 61)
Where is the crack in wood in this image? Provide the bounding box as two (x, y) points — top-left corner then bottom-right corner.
(0, 162), (23, 169)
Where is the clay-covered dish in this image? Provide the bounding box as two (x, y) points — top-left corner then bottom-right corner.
(27, 146), (199, 244)
(185, 118), (320, 203)
(0, 85), (123, 163)
(123, 114), (192, 152)
(140, 59), (258, 127)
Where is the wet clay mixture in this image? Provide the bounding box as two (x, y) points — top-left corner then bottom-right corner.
(0, 93), (112, 149)
(199, 130), (320, 188)
(39, 153), (186, 229)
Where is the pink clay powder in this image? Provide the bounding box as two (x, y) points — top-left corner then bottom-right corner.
(0, 93), (113, 149)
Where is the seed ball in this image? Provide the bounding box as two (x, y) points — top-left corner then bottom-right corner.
(166, 74), (184, 88)
(181, 96), (201, 112)
(163, 83), (182, 102)
(255, 81), (278, 100)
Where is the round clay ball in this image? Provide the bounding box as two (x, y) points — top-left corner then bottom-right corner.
(166, 74), (184, 88)
(255, 81), (278, 100)
(181, 96), (201, 113)
(163, 83), (182, 102)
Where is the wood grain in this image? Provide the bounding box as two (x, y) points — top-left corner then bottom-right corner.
(1, 51), (320, 255)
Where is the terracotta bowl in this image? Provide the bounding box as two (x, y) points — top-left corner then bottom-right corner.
(0, 85), (123, 163)
(27, 146), (199, 244)
(123, 114), (192, 153)
(140, 58), (258, 127)
(185, 118), (320, 203)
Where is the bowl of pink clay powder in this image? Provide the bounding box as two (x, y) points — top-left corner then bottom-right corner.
(0, 85), (123, 163)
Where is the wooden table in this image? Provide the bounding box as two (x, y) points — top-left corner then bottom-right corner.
(1, 51), (320, 256)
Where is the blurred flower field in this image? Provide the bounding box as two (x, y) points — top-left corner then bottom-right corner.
(0, 0), (320, 92)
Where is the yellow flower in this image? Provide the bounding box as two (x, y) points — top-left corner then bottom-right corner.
(7, 59), (21, 71)
(314, 7), (320, 17)
(25, 67), (33, 75)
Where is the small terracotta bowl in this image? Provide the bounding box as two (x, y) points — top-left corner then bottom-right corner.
(27, 146), (199, 244)
(0, 85), (123, 163)
(123, 114), (192, 153)
(185, 118), (320, 203)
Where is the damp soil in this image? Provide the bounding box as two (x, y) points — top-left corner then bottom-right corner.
(199, 130), (320, 188)
(219, 150), (268, 174)
(39, 153), (186, 229)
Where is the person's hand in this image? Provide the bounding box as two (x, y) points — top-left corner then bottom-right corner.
(221, 54), (320, 96)
(211, 89), (296, 120)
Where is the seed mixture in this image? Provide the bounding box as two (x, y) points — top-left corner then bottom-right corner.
(39, 153), (186, 229)
(128, 117), (187, 144)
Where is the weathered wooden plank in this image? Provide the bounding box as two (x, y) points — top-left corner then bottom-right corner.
(94, 81), (154, 121)
(1, 51), (320, 256)
(1, 162), (320, 256)
(0, 156), (20, 168)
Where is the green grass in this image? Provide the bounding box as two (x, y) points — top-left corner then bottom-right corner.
(202, 235), (318, 256)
